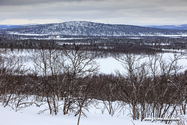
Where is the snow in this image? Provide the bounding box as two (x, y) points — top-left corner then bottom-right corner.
(7, 32), (49, 36)
(0, 102), (181, 125)
(97, 57), (125, 74)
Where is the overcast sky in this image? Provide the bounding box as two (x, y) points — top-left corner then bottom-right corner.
(0, 0), (187, 25)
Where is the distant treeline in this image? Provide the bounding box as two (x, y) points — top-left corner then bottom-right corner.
(0, 37), (187, 54)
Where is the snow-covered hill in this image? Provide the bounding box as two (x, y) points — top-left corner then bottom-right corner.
(3, 21), (187, 37)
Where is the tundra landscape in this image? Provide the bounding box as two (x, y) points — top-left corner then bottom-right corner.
(1, 0), (187, 125)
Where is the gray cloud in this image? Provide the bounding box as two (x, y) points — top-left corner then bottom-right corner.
(0, 0), (102, 6)
(0, 0), (187, 25)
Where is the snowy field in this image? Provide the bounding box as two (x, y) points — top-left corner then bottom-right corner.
(0, 102), (185, 125)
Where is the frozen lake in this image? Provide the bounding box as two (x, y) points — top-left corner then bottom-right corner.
(98, 52), (187, 74)
(1, 49), (187, 75)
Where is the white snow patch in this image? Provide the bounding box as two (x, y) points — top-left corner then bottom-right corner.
(0, 102), (181, 125)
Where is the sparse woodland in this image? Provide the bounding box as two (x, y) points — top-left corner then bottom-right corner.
(0, 41), (187, 125)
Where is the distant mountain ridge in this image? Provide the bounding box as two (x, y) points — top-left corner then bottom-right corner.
(0, 25), (22, 30)
(145, 24), (187, 30)
(1, 21), (187, 37)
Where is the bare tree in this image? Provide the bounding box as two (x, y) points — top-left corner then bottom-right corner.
(61, 45), (99, 115)
(114, 52), (148, 120)
(113, 51), (187, 121)
(0, 49), (29, 110)
(31, 43), (99, 116)
(31, 42), (66, 115)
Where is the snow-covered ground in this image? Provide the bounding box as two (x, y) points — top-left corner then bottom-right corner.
(0, 102), (183, 125)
